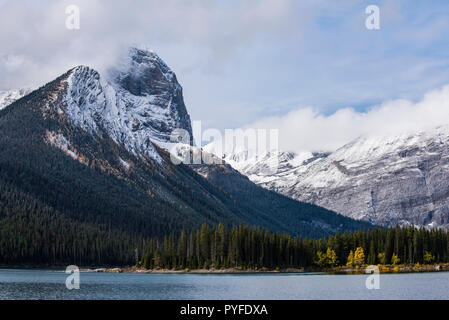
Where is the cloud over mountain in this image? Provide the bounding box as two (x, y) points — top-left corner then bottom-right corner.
(246, 84), (449, 153)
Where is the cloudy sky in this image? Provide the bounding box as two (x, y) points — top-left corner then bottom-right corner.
(1, 0), (449, 152)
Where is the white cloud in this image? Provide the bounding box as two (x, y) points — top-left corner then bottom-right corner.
(0, 0), (296, 89)
(1, 0), (449, 134)
(245, 84), (449, 153)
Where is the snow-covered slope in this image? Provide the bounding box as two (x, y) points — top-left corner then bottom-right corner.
(0, 88), (33, 109)
(63, 48), (193, 162)
(215, 126), (449, 229)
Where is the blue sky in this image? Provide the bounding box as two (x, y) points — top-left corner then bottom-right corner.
(1, 0), (449, 147)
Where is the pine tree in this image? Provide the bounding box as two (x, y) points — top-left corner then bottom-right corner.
(177, 228), (187, 268)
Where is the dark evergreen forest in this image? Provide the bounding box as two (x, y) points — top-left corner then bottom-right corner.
(141, 224), (449, 270)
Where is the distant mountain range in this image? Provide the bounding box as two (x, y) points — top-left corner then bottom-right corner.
(0, 48), (369, 265)
(0, 88), (33, 110)
(215, 126), (449, 229)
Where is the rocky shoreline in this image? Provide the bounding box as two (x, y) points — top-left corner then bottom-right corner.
(80, 267), (306, 274)
(79, 264), (449, 274)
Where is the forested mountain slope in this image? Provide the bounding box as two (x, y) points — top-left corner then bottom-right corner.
(0, 49), (371, 266)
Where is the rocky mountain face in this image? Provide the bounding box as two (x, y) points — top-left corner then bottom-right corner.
(219, 127), (449, 229)
(64, 48), (193, 162)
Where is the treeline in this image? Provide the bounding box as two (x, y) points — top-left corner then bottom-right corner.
(140, 224), (449, 270)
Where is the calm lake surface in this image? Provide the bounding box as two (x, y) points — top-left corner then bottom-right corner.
(0, 269), (448, 300)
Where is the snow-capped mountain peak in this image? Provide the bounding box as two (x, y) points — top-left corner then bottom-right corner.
(0, 88), (33, 110)
(63, 48), (193, 163)
(109, 47), (178, 96)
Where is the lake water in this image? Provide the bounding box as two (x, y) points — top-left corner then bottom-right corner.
(0, 269), (448, 300)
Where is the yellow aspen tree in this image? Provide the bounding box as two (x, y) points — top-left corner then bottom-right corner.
(346, 250), (354, 267)
(326, 248), (338, 267)
(354, 247), (365, 266)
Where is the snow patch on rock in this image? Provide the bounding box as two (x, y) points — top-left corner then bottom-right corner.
(46, 130), (87, 165)
(119, 157), (131, 170)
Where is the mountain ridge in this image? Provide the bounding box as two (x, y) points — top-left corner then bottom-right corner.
(217, 126), (449, 229)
